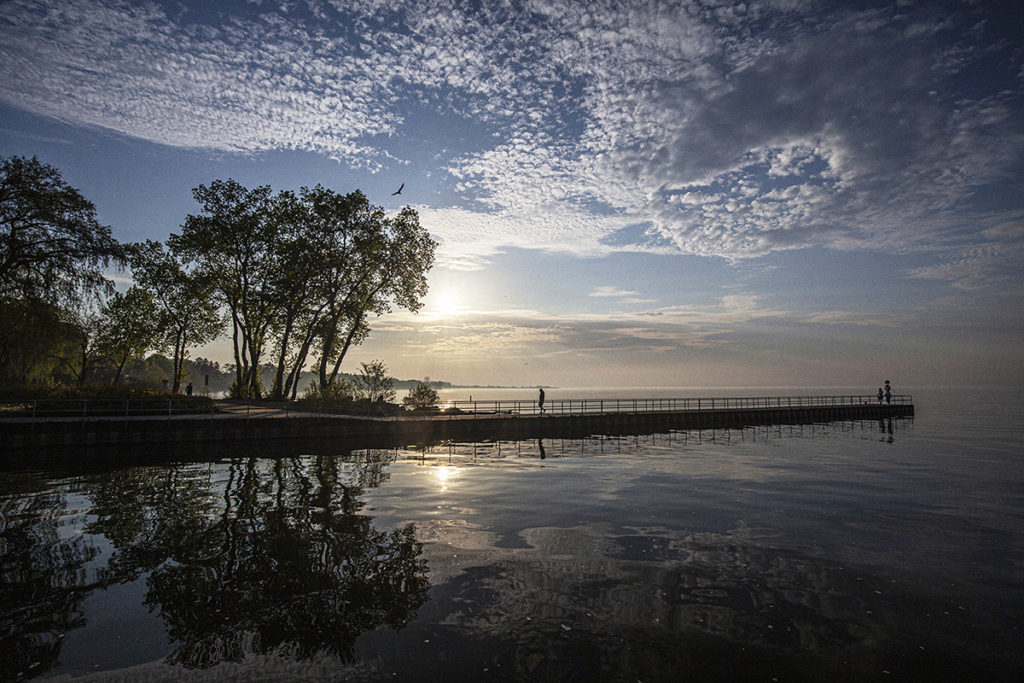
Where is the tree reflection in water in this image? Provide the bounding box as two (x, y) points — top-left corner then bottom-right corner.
(143, 457), (428, 668)
(1, 452), (428, 677)
(0, 477), (98, 681)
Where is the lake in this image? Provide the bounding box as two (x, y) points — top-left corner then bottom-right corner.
(1, 386), (1022, 681)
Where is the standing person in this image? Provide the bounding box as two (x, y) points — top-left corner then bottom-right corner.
(538, 387), (545, 414)
(884, 380), (891, 405)
(186, 382), (193, 397)
(877, 387), (884, 404)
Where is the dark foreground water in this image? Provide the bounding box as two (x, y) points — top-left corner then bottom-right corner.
(1, 387), (1022, 681)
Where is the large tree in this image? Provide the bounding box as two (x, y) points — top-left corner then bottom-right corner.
(171, 180), (435, 401)
(129, 240), (223, 392)
(312, 202), (435, 393)
(269, 188), (435, 399)
(0, 155), (122, 308)
(169, 181), (279, 398)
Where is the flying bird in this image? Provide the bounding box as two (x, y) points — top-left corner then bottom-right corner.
(392, 183), (404, 195)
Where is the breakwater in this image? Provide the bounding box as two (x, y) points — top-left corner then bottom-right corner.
(0, 395), (913, 459)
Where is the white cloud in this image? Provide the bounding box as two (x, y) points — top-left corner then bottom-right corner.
(1, 0), (1021, 280)
(589, 286), (638, 298)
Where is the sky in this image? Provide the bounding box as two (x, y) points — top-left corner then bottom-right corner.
(1, 0), (1022, 390)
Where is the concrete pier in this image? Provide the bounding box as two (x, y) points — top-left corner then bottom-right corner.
(0, 397), (913, 460)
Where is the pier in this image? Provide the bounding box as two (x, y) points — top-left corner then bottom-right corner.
(0, 394), (913, 458)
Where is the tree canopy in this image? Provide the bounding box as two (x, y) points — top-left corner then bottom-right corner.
(0, 155), (122, 308)
(128, 240), (224, 392)
(171, 180), (436, 399)
(0, 160), (434, 398)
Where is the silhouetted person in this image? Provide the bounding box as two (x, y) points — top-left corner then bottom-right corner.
(884, 380), (891, 405)
(877, 387), (884, 404)
(538, 387), (545, 414)
(186, 382), (193, 396)
(538, 438), (546, 459)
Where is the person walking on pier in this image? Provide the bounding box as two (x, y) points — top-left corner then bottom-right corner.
(538, 387), (545, 414)
(877, 387), (884, 404)
(884, 380), (892, 405)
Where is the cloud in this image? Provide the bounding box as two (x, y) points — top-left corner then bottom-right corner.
(589, 288), (634, 299)
(1, 0), (1021, 276)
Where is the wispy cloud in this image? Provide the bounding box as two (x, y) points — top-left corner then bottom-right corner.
(586, 286), (655, 304)
(1, 0), (1020, 280)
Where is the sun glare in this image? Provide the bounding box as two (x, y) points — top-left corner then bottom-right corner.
(434, 291), (460, 317)
(435, 465), (458, 490)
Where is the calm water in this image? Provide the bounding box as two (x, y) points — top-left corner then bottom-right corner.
(1, 387), (1022, 681)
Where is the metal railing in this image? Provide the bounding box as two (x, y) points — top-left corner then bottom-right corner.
(0, 398), (217, 420)
(1, 394), (912, 423)
(427, 394), (913, 418)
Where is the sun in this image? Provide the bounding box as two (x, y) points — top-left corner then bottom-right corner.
(434, 291), (460, 317)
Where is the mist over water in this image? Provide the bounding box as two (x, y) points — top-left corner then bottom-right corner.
(1, 387), (1021, 680)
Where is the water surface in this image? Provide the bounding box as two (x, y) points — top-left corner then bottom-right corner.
(1, 387), (1021, 680)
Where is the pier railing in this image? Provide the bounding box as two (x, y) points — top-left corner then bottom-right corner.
(1, 394), (912, 422)
(438, 394), (913, 417)
(0, 397), (216, 420)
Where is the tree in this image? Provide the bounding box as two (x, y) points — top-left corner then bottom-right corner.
(0, 297), (73, 384)
(95, 287), (161, 384)
(55, 301), (105, 385)
(355, 360), (395, 403)
(129, 240), (223, 392)
(403, 379), (439, 409)
(0, 155), (122, 308)
(263, 186), (435, 400)
(169, 181), (279, 398)
(171, 180), (435, 401)
(314, 203), (435, 391)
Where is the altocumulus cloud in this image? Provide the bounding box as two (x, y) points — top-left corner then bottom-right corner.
(1, 0), (1021, 276)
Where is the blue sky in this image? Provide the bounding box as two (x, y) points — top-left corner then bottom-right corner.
(2, 0), (1022, 388)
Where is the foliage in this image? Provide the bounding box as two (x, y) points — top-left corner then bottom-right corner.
(170, 180), (436, 401)
(0, 297), (76, 384)
(0, 380), (204, 401)
(403, 379), (439, 410)
(298, 378), (357, 411)
(0, 155), (123, 308)
(355, 360), (395, 403)
(54, 301), (106, 385)
(0, 162), (436, 400)
(128, 240), (224, 392)
(95, 287), (161, 384)
(170, 180), (282, 399)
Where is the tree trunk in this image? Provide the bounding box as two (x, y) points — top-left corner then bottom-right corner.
(327, 317), (363, 386)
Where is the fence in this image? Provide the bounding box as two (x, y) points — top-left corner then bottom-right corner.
(1, 394), (913, 423)
(0, 398), (216, 420)
(434, 394), (913, 417)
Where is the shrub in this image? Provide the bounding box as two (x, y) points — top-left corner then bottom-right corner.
(403, 380), (439, 410)
(299, 378), (357, 411)
(355, 360), (395, 403)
